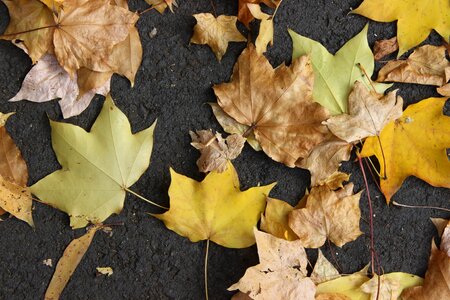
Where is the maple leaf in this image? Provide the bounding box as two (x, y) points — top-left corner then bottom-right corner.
(228, 228), (315, 300)
(288, 183), (362, 248)
(360, 97), (450, 202)
(30, 95), (156, 228)
(213, 44), (330, 167)
(377, 45), (450, 87)
(153, 163), (274, 248)
(0, 113), (33, 226)
(189, 130), (245, 173)
(247, 4), (273, 55)
(289, 24), (391, 115)
(45, 224), (101, 299)
(373, 37), (398, 61)
(190, 14), (246, 61)
(9, 54), (110, 119)
(324, 82), (403, 143)
(238, 0), (279, 27)
(353, 0), (450, 56)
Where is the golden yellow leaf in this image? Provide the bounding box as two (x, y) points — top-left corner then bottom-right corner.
(213, 44), (330, 167)
(360, 97), (450, 203)
(190, 14), (246, 61)
(353, 0), (450, 55)
(260, 197), (299, 241)
(153, 163), (274, 248)
(45, 225), (101, 300)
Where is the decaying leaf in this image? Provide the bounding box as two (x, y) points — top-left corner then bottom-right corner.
(441, 220), (450, 256)
(153, 163), (274, 248)
(247, 4), (273, 55)
(290, 25), (391, 115)
(31, 95), (156, 228)
(0, 113), (33, 226)
(373, 37), (398, 61)
(237, 0), (279, 27)
(45, 225), (101, 300)
(260, 197), (300, 241)
(377, 45), (450, 87)
(353, 0), (450, 55)
(361, 97), (450, 203)
(310, 249), (340, 285)
(190, 14), (246, 61)
(213, 44), (330, 167)
(324, 82), (403, 143)
(229, 228), (315, 300)
(288, 183), (362, 248)
(96, 267), (113, 276)
(189, 130), (245, 173)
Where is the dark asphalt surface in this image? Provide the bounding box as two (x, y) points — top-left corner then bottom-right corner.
(0, 0), (449, 299)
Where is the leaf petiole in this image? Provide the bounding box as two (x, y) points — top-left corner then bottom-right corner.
(124, 188), (168, 210)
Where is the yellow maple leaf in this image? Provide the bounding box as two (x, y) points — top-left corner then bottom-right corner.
(153, 163), (275, 248)
(361, 97), (450, 203)
(353, 0), (450, 56)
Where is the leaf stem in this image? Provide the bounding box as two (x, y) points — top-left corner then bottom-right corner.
(356, 63), (376, 93)
(204, 239), (210, 300)
(124, 188), (168, 210)
(392, 201), (450, 212)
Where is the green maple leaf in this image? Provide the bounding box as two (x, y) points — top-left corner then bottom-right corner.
(31, 95), (156, 229)
(289, 25), (391, 115)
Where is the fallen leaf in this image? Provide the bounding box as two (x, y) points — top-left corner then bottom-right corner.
(353, 0), (450, 55)
(373, 37), (398, 61)
(0, 177), (33, 226)
(316, 268), (370, 299)
(190, 14), (246, 61)
(260, 197), (299, 241)
(96, 267), (113, 276)
(315, 294), (350, 300)
(238, 0), (279, 27)
(231, 292), (253, 300)
(189, 130), (245, 173)
(31, 95), (156, 228)
(229, 228), (315, 300)
(45, 225), (101, 300)
(441, 220), (450, 257)
(247, 4), (273, 55)
(402, 242), (450, 299)
(43, 258), (53, 267)
(360, 273), (423, 300)
(324, 82), (403, 143)
(361, 97), (450, 202)
(437, 83), (450, 97)
(431, 218), (448, 237)
(213, 44), (330, 167)
(377, 45), (450, 86)
(153, 163), (274, 248)
(144, 0), (177, 14)
(310, 249), (340, 284)
(289, 24), (391, 115)
(288, 183), (362, 248)
(76, 68), (112, 99)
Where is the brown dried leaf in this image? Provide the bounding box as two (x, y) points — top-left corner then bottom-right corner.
(373, 37), (398, 61)
(377, 45), (450, 86)
(238, 0), (279, 27)
(190, 14), (246, 61)
(144, 0), (177, 14)
(0, 176), (33, 226)
(324, 82), (403, 143)
(441, 220), (450, 257)
(288, 184), (362, 248)
(310, 249), (340, 284)
(214, 44), (330, 167)
(45, 225), (101, 300)
(431, 218), (448, 237)
(229, 228), (315, 300)
(232, 292), (253, 300)
(315, 294), (351, 300)
(360, 275), (401, 300)
(189, 130), (245, 173)
(437, 83), (450, 96)
(247, 4), (273, 55)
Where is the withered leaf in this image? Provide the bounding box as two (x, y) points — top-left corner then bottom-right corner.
(373, 37), (398, 61)
(310, 249), (340, 284)
(238, 0), (279, 27)
(247, 4), (273, 55)
(213, 44), (330, 167)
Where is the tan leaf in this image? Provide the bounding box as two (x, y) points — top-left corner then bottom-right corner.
(190, 130), (245, 173)
(324, 82), (403, 143)
(297, 137), (351, 186)
(373, 37), (398, 61)
(441, 221), (450, 257)
(144, 0), (177, 14)
(229, 228), (315, 300)
(247, 4), (273, 55)
(76, 68), (112, 99)
(53, 0), (139, 76)
(437, 83), (450, 96)
(402, 242), (450, 299)
(213, 44), (330, 167)
(311, 249), (340, 284)
(377, 45), (450, 86)
(190, 14), (246, 61)
(45, 225), (101, 300)
(315, 294), (350, 300)
(0, 176), (33, 226)
(431, 218), (448, 237)
(360, 275), (401, 300)
(260, 197), (299, 241)
(288, 184), (362, 248)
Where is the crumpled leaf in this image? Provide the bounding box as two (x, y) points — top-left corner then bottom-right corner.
(153, 163), (274, 248)
(45, 225), (101, 300)
(9, 54), (111, 118)
(377, 45), (450, 87)
(373, 37), (398, 61)
(190, 130), (245, 173)
(353, 0), (450, 56)
(290, 24), (391, 115)
(288, 183), (362, 248)
(238, 0), (279, 27)
(361, 97), (450, 203)
(0, 113), (33, 226)
(310, 249), (340, 284)
(213, 44), (330, 167)
(31, 95), (156, 228)
(228, 228), (315, 300)
(190, 14), (246, 61)
(324, 81), (403, 143)
(247, 4), (273, 55)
